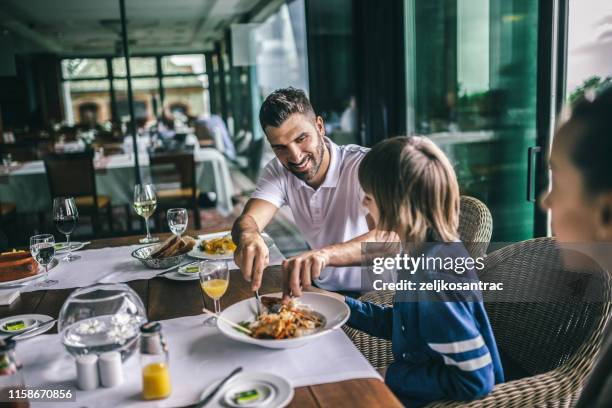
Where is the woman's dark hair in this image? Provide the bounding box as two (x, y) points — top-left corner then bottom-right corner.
(559, 86), (612, 195)
(259, 87), (316, 131)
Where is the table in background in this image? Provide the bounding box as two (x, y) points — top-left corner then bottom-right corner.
(0, 231), (402, 408)
(0, 149), (234, 216)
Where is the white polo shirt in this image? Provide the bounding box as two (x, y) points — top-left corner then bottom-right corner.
(251, 138), (370, 291)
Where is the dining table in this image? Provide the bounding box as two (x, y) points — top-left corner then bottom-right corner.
(0, 147), (234, 216)
(0, 229), (402, 408)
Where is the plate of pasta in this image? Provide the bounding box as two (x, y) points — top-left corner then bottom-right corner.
(217, 292), (350, 349)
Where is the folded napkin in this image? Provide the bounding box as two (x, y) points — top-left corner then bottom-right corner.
(0, 289), (20, 306)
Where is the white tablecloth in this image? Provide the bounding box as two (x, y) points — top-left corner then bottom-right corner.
(22, 313), (380, 408)
(0, 148), (234, 216)
(11, 241), (285, 293)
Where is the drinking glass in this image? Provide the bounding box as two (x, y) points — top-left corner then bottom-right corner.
(1, 153), (11, 166)
(53, 197), (80, 262)
(199, 260), (230, 326)
(167, 208), (188, 236)
(29, 234), (58, 287)
(134, 184), (159, 243)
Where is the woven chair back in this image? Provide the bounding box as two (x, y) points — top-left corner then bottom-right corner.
(480, 237), (611, 375)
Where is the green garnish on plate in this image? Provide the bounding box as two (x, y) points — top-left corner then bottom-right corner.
(233, 389), (260, 404)
(3, 320), (25, 332)
(183, 265), (199, 274)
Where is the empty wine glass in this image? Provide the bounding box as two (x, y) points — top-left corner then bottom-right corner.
(167, 208), (188, 236)
(134, 184), (159, 244)
(30, 234), (58, 287)
(53, 197), (80, 262)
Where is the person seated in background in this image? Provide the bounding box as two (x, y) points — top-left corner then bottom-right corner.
(232, 87), (390, 293)
(541, 86), (612, 408)
(297, 136), (504, 407)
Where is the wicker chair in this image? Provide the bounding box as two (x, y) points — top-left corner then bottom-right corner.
(343, 195), (493, 369)
(346, 237), (612, 407)
(457, 195), (492, 259)
(425, 238), (612, 407)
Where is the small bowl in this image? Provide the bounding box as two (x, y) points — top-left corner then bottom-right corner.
(1, 318), (38, 334)
(131, 245), (186, 269)
(177, 262), (200, 276)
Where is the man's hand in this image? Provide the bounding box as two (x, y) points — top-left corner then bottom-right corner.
(282, 249), (330, 299)
(234, 231), (269, 291)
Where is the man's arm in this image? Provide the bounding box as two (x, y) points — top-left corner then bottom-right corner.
(232, 198), (279, 290)
(283, 219), (399, 297)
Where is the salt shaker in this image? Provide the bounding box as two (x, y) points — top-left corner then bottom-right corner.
(75, 354), (99, 390)
(98, 351), (123, 387)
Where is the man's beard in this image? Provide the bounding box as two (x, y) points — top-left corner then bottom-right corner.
(287, 136), (325, 181)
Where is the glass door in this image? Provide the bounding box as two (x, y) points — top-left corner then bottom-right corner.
(405, 0), (539, 241)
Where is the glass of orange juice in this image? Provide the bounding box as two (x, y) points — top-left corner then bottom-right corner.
(199, 260), (230, 326)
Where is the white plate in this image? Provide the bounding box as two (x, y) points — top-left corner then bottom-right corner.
(0, 258), (58, 287)
(0, 318), (38, 334)
(189, 231), (275, 260)
(163, 269), (200, 281)
(217, 292), (350, 349)
(199, 372), (294, 408)
(177, 261), (201, 276)
(0, 314), (54, 340)
(54, 241), (87, 254)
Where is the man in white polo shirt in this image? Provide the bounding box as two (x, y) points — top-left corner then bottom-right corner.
(231, 87), (376, 292)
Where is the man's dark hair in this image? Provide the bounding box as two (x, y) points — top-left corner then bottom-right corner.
(259, 87), (316, 130)
(562, 85), (612, 195)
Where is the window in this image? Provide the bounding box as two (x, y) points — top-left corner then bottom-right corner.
(61, 55), (210, 126)
(61, 59), (112, 124)
(405, 0), (539, 241)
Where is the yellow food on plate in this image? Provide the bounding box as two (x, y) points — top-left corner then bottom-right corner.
(200, 235), (237, 255)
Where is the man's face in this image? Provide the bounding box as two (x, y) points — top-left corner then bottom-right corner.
(265, 113), (326, 182)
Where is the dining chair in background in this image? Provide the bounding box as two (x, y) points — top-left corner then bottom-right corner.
(149, 152), (201, 230)
(44, 151), (113, 236)
(0, 202), (17, 249)
(343, 195), (494, 369)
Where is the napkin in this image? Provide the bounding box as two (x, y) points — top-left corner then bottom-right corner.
(0, 289), (20, 306)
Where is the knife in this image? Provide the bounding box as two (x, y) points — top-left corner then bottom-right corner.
(195, 367), (243, 407)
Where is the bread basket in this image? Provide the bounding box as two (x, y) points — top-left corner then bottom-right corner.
(131, 245), (186, 269)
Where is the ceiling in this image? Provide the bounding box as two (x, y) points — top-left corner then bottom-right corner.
(0, 0), (281, 56)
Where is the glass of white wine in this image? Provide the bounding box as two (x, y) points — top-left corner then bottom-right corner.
(134, 184), (159, 244)
(199, 260), (230, 326)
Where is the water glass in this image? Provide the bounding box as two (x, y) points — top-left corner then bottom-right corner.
(29, 234), (58, 287)
(167, 208), (188, 236)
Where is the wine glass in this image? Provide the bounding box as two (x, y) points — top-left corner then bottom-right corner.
(53, 197), (79, 262)
(199, 260), (230, 326)
(134, 184), (159, 244)
(167, 208), (188, 236)
(30, 234), (58, 287)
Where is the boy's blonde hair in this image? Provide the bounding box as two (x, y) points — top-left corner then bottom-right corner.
(358, 136), (460, 242)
